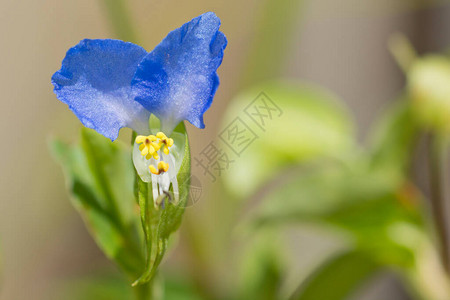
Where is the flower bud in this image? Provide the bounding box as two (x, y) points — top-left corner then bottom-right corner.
(408, 55), (450, 134)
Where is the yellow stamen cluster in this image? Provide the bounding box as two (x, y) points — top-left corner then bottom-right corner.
(135, 132), (174, 175)
(149, 161), (169, 175)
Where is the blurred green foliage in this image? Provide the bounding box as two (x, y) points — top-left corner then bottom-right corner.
(223, 80), (426, 299)
(240, 0), (304, 88)
(100, 0), (140, 43)
(408, 55), (450, 134)
(237, 230), (285, 300)
(223, 52), (450, 299)
(222, 81), (356, 198)
(290, 251), (379, 300)
(52, 273), (203, 300)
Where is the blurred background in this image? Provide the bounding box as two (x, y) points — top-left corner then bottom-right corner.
(2, 0), (450, 299)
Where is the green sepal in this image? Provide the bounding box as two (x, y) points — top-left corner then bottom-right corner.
(133, 122), (191, 286)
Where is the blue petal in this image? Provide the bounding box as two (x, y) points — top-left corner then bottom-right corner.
(52, 39), (151, 141)
(131, 12), (227, 132)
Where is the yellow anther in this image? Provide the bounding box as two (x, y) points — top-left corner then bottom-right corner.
(163, 146), (170, 155)
(141, 146), (149, 156)
(157, 132), (174, 155)
(160, 161), (169, 172)
(145, 145), (159, 160)
(167, 138), (174, 147)
(156, 132), (166, 139)
(149, 161), (169, 175)
(149, 145), (155, 155)
(149, 165), (157, 174)
(135, 135), (147, 144)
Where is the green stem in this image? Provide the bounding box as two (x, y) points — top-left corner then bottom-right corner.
(404, 242), (450, 300)
(239, 0), (304, 89)
(132, 281), (152, 300)
(100, 0), (140, 43)
(429, 134), (450, 275)
(388, 33), (417, 73)
(131, 132), (155, 299)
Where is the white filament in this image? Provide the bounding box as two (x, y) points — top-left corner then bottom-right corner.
(163, 153), (179, 204)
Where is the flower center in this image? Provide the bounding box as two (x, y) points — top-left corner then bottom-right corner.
(135, 132), (174, 175)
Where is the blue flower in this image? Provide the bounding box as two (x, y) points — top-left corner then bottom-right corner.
(52, 12), (227, 204)
(52, 12), (227, 141)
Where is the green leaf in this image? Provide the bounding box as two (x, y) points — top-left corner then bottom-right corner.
(133, 123), (191, 286)
(50, 128), (143, 278)
(52, 274), (132, 300)
(367, 99), (419, 177)
(237, 230), (285, 300)
(249, 161), (422, 268)
(53, 271), (206, 300)
(250, 160), (404, 226)
(80, 128), (137, 228)
(163, 277), (204, 300)
(222, 80), (356, 198)
(290, 251), (379, 300)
